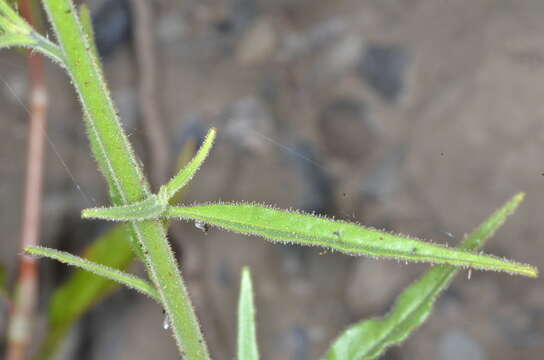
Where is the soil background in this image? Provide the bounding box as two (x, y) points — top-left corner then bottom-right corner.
(1, 0), (544, 359)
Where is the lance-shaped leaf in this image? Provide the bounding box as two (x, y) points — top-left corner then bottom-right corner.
(160, 127), (216, 201)
(82, 194), (166, 221)
(0, 32), (64, 64)
(325, 192), (528, 360)
(27, 244), (158, 360)
(165, 203), (537, 277)
(0, 0), (64, 64)
(31, 225), (134, 360)
(170, 136), (199, 206)
(25, 245), (159, 301)
(238, 267), (259, 360)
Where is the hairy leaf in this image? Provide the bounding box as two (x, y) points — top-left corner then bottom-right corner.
(0, 0), (64, 63)
(25, 245), (159, 301)
(238, 267), (259, 360)
(167, 203), (537, 277)
(82, 194), (166, 221)
(0, 0), (27, 30)
(31, 225), (134, 360)
(325, 193), (527, 360)
(161, 128), (216, 201)
(170, 136), (198, 205)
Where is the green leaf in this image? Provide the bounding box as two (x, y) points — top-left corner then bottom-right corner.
(82, 194), (166, 221)
(32, 224), (135, 360)
(0, 0), (64, 64)
(25, 245), (159, 301)
(80, 127), (216, 221)
(0, 0), (27, 28)
(166, 203), (538, 277)
(160, 128), (216, 201)
(0, 32), (64, 64)
(237, 267), (259, 360)
(26, 244), (159, 359)
(170, 136), (199, 206)
(325, 193), (528, 360)
(0, 32), (31, 46)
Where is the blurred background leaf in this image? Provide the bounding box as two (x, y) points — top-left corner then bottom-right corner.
(237, 266), (259, 360)
(325, 193), (525, 360)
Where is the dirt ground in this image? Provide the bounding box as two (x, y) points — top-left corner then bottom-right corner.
(1, 0), (544, 359)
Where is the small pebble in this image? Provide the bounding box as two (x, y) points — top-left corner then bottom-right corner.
(358, 44), (409, 102)
(92, 0), (132, 58)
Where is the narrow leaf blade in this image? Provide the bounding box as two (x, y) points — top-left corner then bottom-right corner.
(0, 33), (64, 64)
(161, 128), (216, 200)
(32, 225), (135, 360)
(167, 203), (537, 277)
(325, 193), (527, 360)
(237, 267), (259, 360)
(82, 195), (165, 221)
(25, 245), (159, 302)
(0, 0), (25, 25)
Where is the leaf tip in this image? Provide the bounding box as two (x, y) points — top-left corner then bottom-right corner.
(512, 192), (525, 206)
(23, 245), (39, 255)
(241, 266), (252, 286)
(524, 265), (539, 278)
(81, 208), (92, 218)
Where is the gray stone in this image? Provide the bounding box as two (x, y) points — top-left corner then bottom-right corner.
(319, 98), (373, 163)
(438, 330), (487, 360)
(358, 45), (409, 102)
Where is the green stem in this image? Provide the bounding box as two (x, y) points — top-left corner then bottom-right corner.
(40, 0), (208, 358)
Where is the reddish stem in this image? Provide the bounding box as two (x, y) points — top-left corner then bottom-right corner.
(6, 1), (48, 359)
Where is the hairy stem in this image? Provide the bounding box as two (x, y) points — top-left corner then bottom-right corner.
(40, 0), (209, 358)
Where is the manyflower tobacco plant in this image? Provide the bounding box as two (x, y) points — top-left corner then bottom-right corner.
(1, 0), (538, 359)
